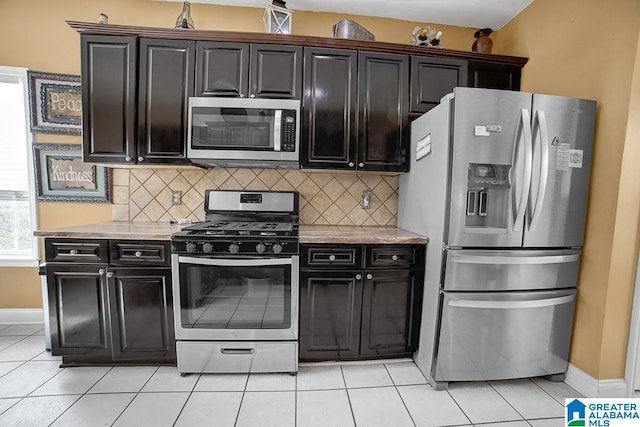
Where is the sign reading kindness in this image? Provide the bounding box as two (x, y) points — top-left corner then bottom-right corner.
(48, 157), (97, 190)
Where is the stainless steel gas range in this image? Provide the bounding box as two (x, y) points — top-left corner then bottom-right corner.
(171, 190), (299, 374)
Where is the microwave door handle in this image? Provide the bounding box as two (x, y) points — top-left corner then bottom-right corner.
(273, 110), (282, 151)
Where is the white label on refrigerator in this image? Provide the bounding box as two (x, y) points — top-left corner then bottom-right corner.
(474, 125), (490, 136)
(416, 133), (431, 161)
(556, 143), (571, 171)
(569, 149), (583, 168)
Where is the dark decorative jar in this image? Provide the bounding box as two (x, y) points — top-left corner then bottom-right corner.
(472, 28), (493, 53)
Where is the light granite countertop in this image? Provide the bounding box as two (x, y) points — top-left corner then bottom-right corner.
(34, 222), (428, 244)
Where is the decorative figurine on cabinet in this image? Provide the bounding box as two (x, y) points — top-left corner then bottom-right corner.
(472, 28), (493, 53)
(411, 26), (444, 48)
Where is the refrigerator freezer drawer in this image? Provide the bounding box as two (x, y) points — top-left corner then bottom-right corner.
(434, 289), (576, 382)
(443, 248), (581, 291)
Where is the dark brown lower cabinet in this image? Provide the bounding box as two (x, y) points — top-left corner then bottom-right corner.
(299, 244), (425, 361)
(45, 239), (175, 363)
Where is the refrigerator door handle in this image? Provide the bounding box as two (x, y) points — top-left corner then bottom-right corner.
(451, 253), (580, 265)
(448, 294), (575, 309)
(529, 110), (550, 231)
(512, 108), (533, 232)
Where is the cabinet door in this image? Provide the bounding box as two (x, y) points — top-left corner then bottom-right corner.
(360, 269), (423, 356)
(302, 47), (358, 170)
(410, 56), (467, 114)
(108, 268), (175, 360)
(46, 265), (112, 356)
(250, 44), (302, 99)
(196, 41), (249, 97)
(137, 39), (195, 164)
(81, 35), (137, 164)
(358, 51), (409, 172)
(299, 270), (363, 360)
(467, 61), (521, 91)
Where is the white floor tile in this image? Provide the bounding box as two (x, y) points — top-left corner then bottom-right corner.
(174, 392), (243, 427)
(297, 365), (346, 391)
(0, 336), (23, 352)
(0, 361), (22, 378)
(398, 384), (470, 427)
(528, 418), (565, 426)
(31, 366), (111, 396)
(113, 392), (189, 427)
(475, 422), (530, 427)
(236, 391), (295, 427)
(245, 372), (296, 391)
(0, 395), (79, 426)
(194, 373), (248, 391)
(141, 366), (198, 392)
(51, 393), (136, 427)
(32, 350), (62, 361)
(0, 398), (19, 415)
(0, 324), (44, 336)
(531, 377), (583, 403)
(88, 366), (158, 393)
(297, 389), (355, 427)
(0, 361), (62, 398)
(341, 363), (394, 388)
(348, 387), (414, 427)
(448, 381), (523, 424)
(0, 335), (47, 361)
(490, 379), (564, 419)
(385, 361), (428, 386)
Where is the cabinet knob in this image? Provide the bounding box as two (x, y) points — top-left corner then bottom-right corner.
(329, 255), (336, 261)
(355, 274), (362, 280)
(125, 156), (132, 162)
(69, 249), (78, 255)
(366, 273), (373, 280)
(135, 251), (143, 257)
(250, 94), (256, 98)
(106, 271), (114, 278)
(358, 162), (364, 168)
(99, 269), (105, 275)
(240, 93), (246, 98)
(138, 156), (144, 162)
(348, 162), (355, 168)
(392, 255), (398, 261)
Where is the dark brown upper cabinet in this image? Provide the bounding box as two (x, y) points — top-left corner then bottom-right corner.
(302, 48), (409, 172)
(410, 56), (467, 114)
(81, 35), (194, 165)
(195, 42), (302, 99)
(468, 61), (521, 91)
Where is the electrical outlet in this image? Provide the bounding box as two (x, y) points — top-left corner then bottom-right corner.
(172, 190), (182, 205)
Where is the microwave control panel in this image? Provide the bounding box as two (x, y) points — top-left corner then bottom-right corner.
(281, 110), (297, 152)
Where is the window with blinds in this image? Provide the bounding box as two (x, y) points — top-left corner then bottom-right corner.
(0, 66), (37, 264)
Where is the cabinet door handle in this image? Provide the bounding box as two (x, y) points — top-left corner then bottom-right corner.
(99, 269), (105, 275)
(348, 162), (355, 168)
(392, 255), (398, 261)
(69, 249), (78, 255)
(329, 255), (336, 261)
(250, 94), (256, 98)
(355, 274), (362, 280)
(138, 156), (144, 162)
(358, 162), (364, 168)
(366, 273), (373, 280)
(135, 251), (143, 257)
(106, 271), (114, 278)
(125, 156), (132, 162)
(240, 93), (246, 98)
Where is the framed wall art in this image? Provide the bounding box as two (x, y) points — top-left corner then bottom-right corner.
(27, 71), (82, 135)
(33, 143), (111, 203)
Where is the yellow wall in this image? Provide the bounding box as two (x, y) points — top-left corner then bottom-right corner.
(498, 0), (640, 379)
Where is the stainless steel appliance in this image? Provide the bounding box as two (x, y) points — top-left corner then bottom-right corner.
(187, 97), (300, 169)
(398, 87), (597, 390)
(171, 190), (300, 374)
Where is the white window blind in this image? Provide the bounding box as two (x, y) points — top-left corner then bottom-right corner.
(0, 66), (37, 264)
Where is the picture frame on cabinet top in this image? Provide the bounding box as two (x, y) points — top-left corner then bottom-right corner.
(27, 71), (82, 135)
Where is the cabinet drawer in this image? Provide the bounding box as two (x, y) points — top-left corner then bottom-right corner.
(110, 241), (171, 265)
(366, 245), (424, 268)
(301, 245), (362, 268)
(45, 239), (108, 263)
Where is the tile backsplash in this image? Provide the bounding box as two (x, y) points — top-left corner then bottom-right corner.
(112, 168), (399, 226)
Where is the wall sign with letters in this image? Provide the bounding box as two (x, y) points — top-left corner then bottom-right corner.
(27, 71), (81, 135)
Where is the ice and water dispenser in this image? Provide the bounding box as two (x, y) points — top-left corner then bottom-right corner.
(465, 163), (511, 229)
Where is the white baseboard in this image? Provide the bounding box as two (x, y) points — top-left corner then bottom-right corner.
(0, 309), (45, 324)
(566, 364), (628, 397)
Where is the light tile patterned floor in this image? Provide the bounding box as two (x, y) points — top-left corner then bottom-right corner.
(0, 323), (580, 426)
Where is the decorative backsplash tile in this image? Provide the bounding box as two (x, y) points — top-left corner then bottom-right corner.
(112, 168), (399, 226)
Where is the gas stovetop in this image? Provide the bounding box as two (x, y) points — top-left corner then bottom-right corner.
(184, 221), (295, 237)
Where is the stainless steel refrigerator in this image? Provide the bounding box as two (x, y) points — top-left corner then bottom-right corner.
(398, 87), (597, 390)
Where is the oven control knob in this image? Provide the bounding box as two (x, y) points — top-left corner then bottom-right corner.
(256, 243), (266, 254)
(229, 243), (240, 254)
(186, 242), (197, 253)
(272, 243), (283, 254)
(202, 242), (214, 253)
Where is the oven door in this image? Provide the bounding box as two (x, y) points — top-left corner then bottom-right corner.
(172, 255), (299, 341)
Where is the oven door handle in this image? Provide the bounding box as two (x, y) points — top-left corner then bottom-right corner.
(177, 256), (294, 267)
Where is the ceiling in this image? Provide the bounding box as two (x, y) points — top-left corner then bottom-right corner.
(166, 0), (534, 30)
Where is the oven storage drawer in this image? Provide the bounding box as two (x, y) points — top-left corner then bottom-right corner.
(365, 245), (421, 268)
(301, 245), (362, 268)
(110, 240), (171, 266)
(176, 341), (298, 374)
(45, 239), (109, 263)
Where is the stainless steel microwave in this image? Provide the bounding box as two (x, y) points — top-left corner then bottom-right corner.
(187, 97), (301, 169)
